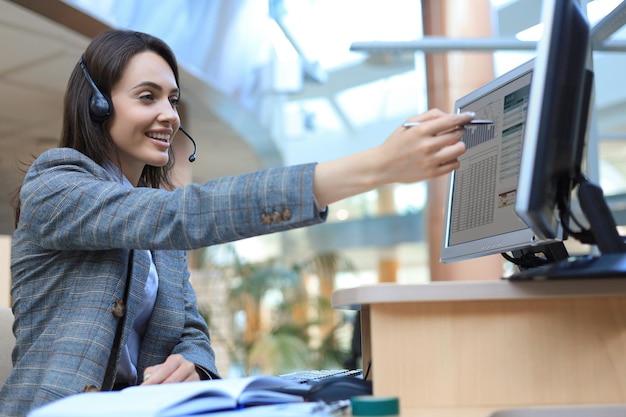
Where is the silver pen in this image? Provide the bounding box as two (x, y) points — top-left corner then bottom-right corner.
(403, 119), (493, 128)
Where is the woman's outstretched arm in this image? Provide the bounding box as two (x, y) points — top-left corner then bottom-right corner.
(313, 109), (473, 207)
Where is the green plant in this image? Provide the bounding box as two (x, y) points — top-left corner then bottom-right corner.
(195, 244), (356, 376)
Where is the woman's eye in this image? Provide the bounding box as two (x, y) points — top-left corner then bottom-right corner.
(170, 97), (180, 107)
(139, 93), (154, 101)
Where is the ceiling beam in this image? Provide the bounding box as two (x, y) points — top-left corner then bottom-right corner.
(591, 0), (626, 44)
(350, 37), (536, 53)
(8, 0), (109, 37)
(350, 37), (626, 54)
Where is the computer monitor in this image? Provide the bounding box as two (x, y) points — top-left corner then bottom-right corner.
(440, 59), (566, 265)
(441, 0), (625, 274)
(514, 0), (591, 241)
(512, 0), (626, 278)
(441, 0), (626, 278)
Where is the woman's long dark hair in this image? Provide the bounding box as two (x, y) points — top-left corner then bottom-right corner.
(13, 30), (180, 226)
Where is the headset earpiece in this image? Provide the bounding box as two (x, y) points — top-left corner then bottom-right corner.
(79, 55), (112, 122)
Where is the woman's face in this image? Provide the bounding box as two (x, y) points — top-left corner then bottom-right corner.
(108, 51), (180, 185)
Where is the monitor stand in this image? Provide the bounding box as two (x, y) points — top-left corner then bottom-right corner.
(506, 252), (626, 280)
(507, 179), (626, 281)
(506, 241), (569, 271)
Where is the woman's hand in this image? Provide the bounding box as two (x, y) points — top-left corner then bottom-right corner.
(140, 354), (200, 385)
(378, 109), (471, 185)
(313, 109), (474, 207)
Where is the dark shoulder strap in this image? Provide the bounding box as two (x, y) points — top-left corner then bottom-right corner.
(102, 249), (134, 390)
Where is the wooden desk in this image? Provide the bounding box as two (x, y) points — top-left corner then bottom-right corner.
(332, 279), (626, 414)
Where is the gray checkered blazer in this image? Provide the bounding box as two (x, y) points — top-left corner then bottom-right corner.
(0, 148), (325, 416)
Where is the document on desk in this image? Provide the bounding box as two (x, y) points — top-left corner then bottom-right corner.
(27, 376), (304, 417)
(195, 402), (329, 416)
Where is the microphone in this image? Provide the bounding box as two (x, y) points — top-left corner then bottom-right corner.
(178, 126), (197, 162)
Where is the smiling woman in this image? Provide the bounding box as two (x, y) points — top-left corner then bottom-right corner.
(0, 28), (473, 417)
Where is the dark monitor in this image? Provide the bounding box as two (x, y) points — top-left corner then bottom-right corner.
(440, 59), (566, 266)
(512, 0), (626, 279)
(514, 0), (591, 241)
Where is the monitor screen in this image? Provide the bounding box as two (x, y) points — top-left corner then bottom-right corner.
(440, 59), (561, 264)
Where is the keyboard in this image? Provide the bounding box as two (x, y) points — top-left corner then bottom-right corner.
(273, 369), (369, 401)
(277, 368), (362, 384)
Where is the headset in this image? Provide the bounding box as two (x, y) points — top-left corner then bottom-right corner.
(79, 55), (112, 123)
(78, 55), (197, 162)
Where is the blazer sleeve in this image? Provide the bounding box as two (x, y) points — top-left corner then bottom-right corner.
(18, 148), (327, 251)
